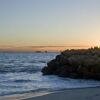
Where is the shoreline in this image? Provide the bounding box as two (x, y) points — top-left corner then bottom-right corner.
(0, 86), (100, 100)
(0, 91), (52, 100)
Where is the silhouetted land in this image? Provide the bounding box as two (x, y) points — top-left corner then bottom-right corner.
(42, 47), (100, 80)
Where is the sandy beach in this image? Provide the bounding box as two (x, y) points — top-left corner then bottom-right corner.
(0, 87), (100, 100)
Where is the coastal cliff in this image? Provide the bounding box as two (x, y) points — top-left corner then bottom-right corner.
(42, 47), (100, 80)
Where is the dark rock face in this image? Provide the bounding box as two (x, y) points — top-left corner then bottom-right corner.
(42, 47), (100, 80)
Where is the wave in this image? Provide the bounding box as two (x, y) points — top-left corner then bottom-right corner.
(0, 62), (46, 73)
(13, 79), (32, 83)
(0, 52), (100, 96)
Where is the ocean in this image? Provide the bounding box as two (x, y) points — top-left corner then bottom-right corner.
(0, 52), (100, 96)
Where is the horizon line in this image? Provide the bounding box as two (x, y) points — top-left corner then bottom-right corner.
(0, 45), (91, 48)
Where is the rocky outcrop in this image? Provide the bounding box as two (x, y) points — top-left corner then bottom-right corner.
(42, 47), (100, 80)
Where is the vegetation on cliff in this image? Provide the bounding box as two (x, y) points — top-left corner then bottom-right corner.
(42, 47), (100, 80)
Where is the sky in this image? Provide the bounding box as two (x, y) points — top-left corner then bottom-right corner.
(0, 0), (100, 51)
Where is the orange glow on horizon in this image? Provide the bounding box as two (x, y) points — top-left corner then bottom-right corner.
(0, 45), (91, 52)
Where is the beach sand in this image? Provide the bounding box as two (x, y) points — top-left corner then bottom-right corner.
(0, 87), (100, 100)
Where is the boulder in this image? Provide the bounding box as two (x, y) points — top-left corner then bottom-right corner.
(42, 47), (100, 80)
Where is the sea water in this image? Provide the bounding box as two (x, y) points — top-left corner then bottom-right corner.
(0, 52), (100, 96)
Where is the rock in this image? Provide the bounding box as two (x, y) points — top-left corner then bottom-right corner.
(42, 47), (100, 80)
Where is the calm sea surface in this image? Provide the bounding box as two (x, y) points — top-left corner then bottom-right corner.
(0, 52), (100, 96)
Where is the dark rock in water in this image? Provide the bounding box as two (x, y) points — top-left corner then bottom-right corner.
(42, 47), (100, 80)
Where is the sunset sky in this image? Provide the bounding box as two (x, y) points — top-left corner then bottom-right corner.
(0, 0), (100, 51)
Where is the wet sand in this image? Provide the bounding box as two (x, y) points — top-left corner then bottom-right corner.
(0, 87), (100, 100)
